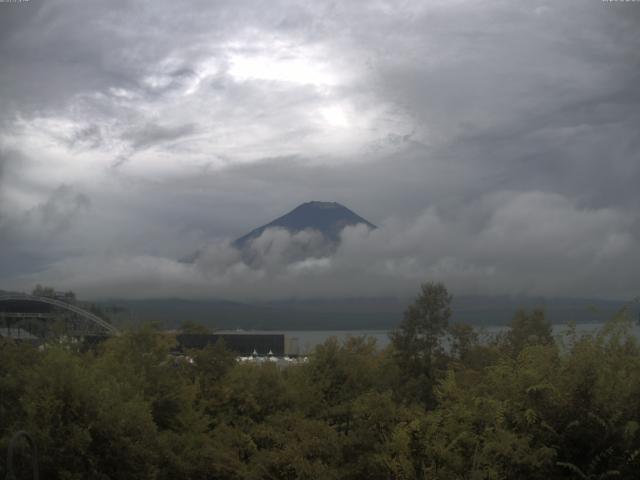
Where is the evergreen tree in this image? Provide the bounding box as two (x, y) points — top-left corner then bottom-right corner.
(391, 282), (452, 406)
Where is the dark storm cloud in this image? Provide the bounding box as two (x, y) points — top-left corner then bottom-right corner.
(1, 0), (639, 300)
(0, 182), (92, 278)
(65, 124), (104, 150)
(34, 185), (91, 232)
(1, 184), (91, 242)
(122, 122), (197, 150)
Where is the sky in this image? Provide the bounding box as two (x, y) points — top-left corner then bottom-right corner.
(1, 0), (639, 301)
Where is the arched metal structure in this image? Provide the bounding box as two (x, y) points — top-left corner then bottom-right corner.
(0, 293), (119, 336)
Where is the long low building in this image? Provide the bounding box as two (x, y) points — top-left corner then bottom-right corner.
(176, 333), (298, 357)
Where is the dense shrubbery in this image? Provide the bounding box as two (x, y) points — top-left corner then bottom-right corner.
(2, 284), (640, 479)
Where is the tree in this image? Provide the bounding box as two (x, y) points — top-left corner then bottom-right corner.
(247, 412), (342, 480)
(299, 336), (383, 436)
(180, 320), (211, 334)
(448, 323), (478, 363)
(504, 308), (553, 356)
(190, 339), (237, 421)
(391, 282), (452, 407)
(32, 284), (56, 298)
(17, 347), (160, 479)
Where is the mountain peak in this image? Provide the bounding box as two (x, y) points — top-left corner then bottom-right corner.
(301, 201), (340, 206)
(294, 201), (344, 211)
(232, 201), (376, 250)
(181, 201), (376, 263)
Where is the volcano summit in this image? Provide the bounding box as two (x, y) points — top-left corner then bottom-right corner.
(182, 202), (376, 263)
(232, 201), (376, 250)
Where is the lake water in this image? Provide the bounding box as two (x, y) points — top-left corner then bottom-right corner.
(222, 322), (640, 355)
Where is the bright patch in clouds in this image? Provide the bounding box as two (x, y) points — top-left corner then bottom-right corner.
(228, 49), (340, 87)
(320, 105), (350, 128)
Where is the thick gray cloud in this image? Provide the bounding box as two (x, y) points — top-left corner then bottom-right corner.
(1, 0), (639, 300)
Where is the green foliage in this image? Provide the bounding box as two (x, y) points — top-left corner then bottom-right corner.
(181, 320), (212, 334)
(502, 308), (554, 356)
(1, 344), (159, 479)
(3, 296), (640, 479)
(247, 412), (341, 480)
(32, 284), (57, 298)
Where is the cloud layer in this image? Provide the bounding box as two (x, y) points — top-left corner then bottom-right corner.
(9, 190), (639, 301)
(1, 0), (639, 300)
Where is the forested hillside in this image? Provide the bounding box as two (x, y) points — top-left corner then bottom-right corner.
(2, 284), (640, 479)
(102, 295), (636, 331)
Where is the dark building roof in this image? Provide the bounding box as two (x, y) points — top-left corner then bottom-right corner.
(0, 299), (53, 314)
